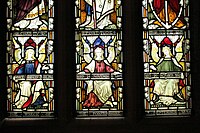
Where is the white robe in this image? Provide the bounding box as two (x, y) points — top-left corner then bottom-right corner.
(15, 81), (45, 108)
(84, 60), (112, 103)
(154, 79), (179, 105)
(14, 0), (46, 29)
(83, 0), (115, 29)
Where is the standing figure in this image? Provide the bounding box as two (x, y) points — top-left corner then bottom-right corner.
(14, 0), (47, 30)
(13, 38), (49, 109)
(80, 0), (116, 29)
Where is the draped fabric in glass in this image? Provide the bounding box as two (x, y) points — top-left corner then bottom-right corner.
(6, 0), (55, 117)
(142, 0), (191, 116)
(75, 0), (123, 117)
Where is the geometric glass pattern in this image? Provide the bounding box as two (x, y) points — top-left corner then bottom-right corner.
(6, 0), (55, 117)
(75, 0), (123, 117)
(142, 0), (191, 116)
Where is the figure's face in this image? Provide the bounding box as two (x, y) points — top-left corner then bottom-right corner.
(162, 47), (171, 56)
(94, 47), (104, 60)
(26, 49), (35, 58)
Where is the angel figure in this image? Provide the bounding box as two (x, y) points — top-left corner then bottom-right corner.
(79, 36), (121, 107)
(13, 0), (47, 30)
(149, 36), (185, 105)
(13, 37), (49, 109)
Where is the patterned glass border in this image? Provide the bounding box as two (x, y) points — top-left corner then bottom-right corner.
(142, 0), (191, 116)
(75, 0), (123, 117)
(6, 0), (55, 117)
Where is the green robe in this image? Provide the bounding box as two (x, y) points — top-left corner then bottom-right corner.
(157, 59), (181, 72)
(153, 58), (181, 105)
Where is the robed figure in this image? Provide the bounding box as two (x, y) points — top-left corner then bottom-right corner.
(13, 38), (49, 109)
(80, 0), (116, 29)
(14, 0), (47, 30)
(150, 37), (185, 105)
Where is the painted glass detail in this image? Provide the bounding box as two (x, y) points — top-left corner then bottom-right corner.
(142, 0), (191, 116)
(6, 0), (55, 117)
(75, 0), (123, 117)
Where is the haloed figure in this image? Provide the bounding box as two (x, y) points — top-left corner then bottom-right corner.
(14, 38), (48, 109)
(82, 46), (118, 107)
(150, 46), (185, 105)
(17, 48), (41, 74)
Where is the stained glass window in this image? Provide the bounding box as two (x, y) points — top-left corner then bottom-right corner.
(75, 0), (123, 117)
(142, 0), (191, 116)
(6, 0), (55, 117)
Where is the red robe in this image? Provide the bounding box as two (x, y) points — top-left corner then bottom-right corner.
(153, 0), (185, 25)
(154, 0), (180, 14)
(15, 0), (47, 23)
(83, 60), (114, 107)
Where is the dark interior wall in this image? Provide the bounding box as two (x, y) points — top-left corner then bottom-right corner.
(1, 0), (200, 133)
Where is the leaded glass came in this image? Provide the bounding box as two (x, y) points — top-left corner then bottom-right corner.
(6, 0), (55, 117)
(142, 0), (191, 116)
(75, 0), (123, 117)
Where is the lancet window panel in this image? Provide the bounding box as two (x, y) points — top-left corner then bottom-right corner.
(6, 0), (55, 118)
(75, 0), (123, 117)
(142, 0), (191, 117)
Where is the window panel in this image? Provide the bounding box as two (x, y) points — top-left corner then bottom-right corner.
(6, 0), (55, 117)
(75, 0), (123, 117)
(142, 0), (191, 116)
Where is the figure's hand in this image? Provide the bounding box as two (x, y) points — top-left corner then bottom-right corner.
(181, 73), (184, 79)
(149, 0), (153, 3)
(113, 71), (121, 75)
(13, 76), (18, 82)
(150, 65), (157, 71)
(78, 71), (86, 74)
(42, 65), (50, 70)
